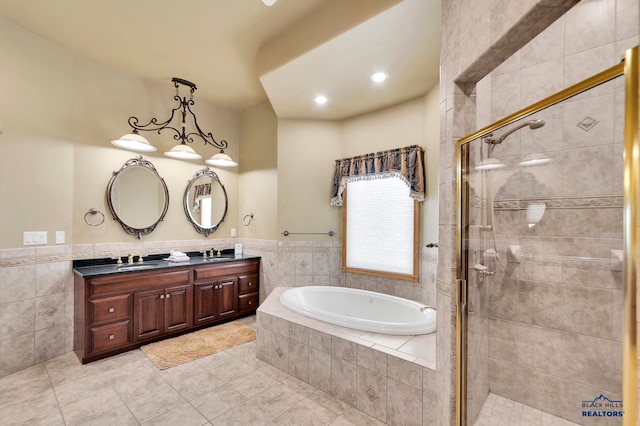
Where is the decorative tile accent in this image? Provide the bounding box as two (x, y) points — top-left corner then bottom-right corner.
(364, 387), (378, 402)
(576, 115), (599, 131)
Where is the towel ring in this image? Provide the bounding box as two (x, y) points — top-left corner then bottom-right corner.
(84, 208), (105, 226)
(243, 213), (254, 226)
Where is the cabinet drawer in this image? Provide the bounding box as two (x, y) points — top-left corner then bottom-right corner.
(238, 274), (258, 294)
(90, 294), (131, 324)
(90, 320), (131, 353)
(238, 293), (258, 312)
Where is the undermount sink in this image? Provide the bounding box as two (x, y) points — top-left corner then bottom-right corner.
(116, 264), (158, 271)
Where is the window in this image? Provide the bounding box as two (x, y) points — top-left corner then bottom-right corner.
(342, 176), (418, 281)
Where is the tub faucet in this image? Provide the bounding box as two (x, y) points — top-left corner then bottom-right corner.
(420, 306), (436, 312)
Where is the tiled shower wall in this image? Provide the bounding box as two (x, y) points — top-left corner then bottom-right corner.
(0, 239), (437, 379)
(466, 0), (638, 424)
(440, 0), (639, 424)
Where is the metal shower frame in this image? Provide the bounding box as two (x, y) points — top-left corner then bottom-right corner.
(455, 46), (638, 426)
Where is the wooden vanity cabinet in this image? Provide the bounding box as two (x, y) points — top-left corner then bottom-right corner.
(74, 258), (259, 364)
(134, 283), (192, 341)
(193, 259), (260, 325)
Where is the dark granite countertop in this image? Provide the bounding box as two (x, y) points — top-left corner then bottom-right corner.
(73, 250), (261, 278)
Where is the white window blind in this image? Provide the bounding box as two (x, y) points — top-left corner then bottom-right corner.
(345, 176), (415, 276)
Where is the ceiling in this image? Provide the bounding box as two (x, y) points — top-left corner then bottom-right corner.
(0, 0), (440, 120)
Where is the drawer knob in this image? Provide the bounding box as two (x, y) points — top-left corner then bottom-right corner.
(160, 295), (165, 299)
(166, 294), (171, 299)
(108, 307), (115, 313)
(248, 282), (252, 286)
(248, 301), (252, 305)
(108, 334), (115, 340)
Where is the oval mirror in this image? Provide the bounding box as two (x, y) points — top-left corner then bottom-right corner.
(106, 156), (169, 238)
(184, 168), (228, 236)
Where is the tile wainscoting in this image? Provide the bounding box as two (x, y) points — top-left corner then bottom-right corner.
(0, 239), (438, 379)
(257, 287), (437, 425)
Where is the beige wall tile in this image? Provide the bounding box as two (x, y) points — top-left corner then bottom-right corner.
(331, 358), (357, 406)
(564, 0), (616, 55)
(0, 333), (35, 377)
(0, 298), (35, 340)
(517, 324), (621, 392)
(288, 340), (309, 382)
(386, 378), (423, 426)
(309, 347), (331, 393)
(517, 281), (613, 339)
(356, 366), (387, 422)
(0, 265), (35, 304)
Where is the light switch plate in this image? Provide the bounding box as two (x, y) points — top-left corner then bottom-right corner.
(23, 231), (47, 245)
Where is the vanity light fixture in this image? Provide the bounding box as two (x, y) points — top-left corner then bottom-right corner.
(111, 132), (157, 153)
(112, 77), (237, 166)
(205, 150), (238, 168)
(370, 72), (388, 83)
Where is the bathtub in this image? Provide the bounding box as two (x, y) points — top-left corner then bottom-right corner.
(279, 286), (436, 335)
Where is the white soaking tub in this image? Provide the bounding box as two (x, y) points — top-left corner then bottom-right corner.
(280, 286), (436, 335)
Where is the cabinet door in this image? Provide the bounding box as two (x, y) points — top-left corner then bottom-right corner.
(134, 289), (163, 341)
(194, 282), (217, 325)
(217, 278), (239, 318)
(164, 283), (192, 333)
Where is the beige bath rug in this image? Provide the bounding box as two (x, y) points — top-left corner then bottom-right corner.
(140, 322), (256, 369)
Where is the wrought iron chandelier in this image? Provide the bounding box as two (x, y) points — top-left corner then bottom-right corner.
(111, 77), (237, 167)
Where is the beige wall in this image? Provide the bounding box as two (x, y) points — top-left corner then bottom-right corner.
(0, 16), (240, 249)
(341, 88), (440, 244)
(277, 119), (342, 240)
(276, 88), (440, 244)
(239, 102), (279, 240)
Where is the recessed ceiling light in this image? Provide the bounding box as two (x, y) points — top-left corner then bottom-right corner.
(262, 0), (278, 6)
(314, 95), (328, 105)
(370, 72), (388, 83)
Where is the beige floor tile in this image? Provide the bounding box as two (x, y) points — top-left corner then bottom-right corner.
(0, 388), (60, 425)
(227, 369), (280, 398)
(112, 372), (167, 401)
(211, 399), (277, 426)
(124, 382), (187, 423)
(251, 382), (307, 418)
(0, 363), (51, 409)
(274, 397), (339, 426)
(143, 402), (209, 426)
(76, 404), (138, 426)
(191, 386), (248, 420)
(59, 388), (128, 425)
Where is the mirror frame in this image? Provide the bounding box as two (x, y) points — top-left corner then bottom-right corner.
(106, 156), (170, 239)
(183, 167), (228, 237)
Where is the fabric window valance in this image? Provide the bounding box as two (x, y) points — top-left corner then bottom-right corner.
(330, 145), (425, 206)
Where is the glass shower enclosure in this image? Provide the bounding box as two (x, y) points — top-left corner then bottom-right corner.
(456, 46), (638, 426)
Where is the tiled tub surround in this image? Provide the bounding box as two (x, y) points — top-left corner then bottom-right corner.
(0, 241), (437, 379)
(257, 287), (437, 425)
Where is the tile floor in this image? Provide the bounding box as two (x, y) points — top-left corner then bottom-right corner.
(473, 393), (579, 426)
(0, 317), (389, 426)
(0, 315), (583, 426)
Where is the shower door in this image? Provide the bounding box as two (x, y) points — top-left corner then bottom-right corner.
(456, 46), (638, 426)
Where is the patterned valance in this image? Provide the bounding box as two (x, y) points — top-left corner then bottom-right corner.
(330, 145), (425, 206)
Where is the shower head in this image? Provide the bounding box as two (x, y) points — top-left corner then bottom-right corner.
(483, 119), (545, 145)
